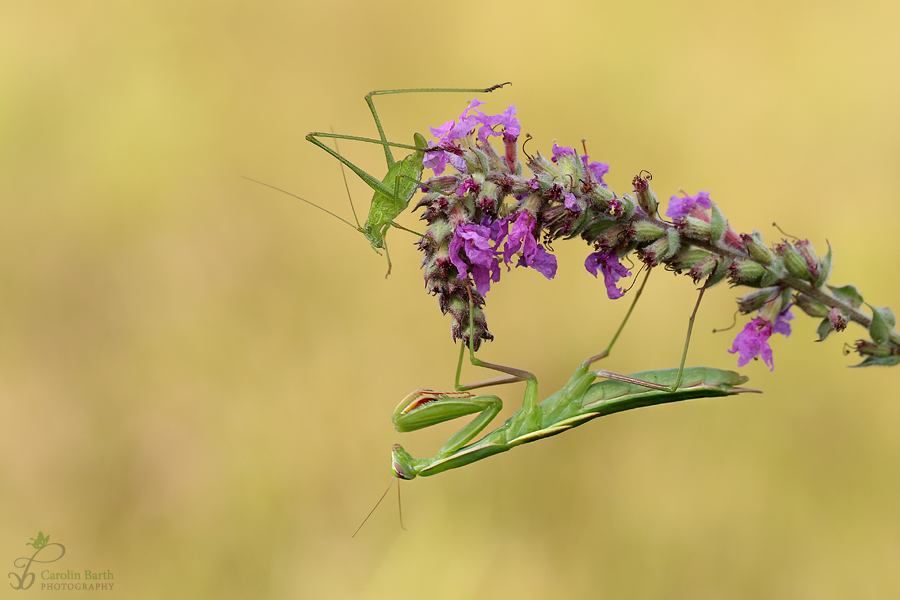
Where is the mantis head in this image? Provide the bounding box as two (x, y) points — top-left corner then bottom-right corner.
(391, 444), (418, 480)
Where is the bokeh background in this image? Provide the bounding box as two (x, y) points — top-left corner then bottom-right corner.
(2, 1), (899, 598)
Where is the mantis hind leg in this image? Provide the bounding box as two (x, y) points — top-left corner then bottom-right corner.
(585, 271), (714, 393)
(449, 281), (543, 433)
(453, 281), (535, 392)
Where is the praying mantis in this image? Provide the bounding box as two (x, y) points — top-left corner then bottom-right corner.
(249, 84), (511, 276)
(391, 363), (755, 479)
(390, 273), (757, 479)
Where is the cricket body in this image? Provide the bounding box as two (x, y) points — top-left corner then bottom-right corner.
(391, 360), (756, 479)
(304, 84), (510, 275)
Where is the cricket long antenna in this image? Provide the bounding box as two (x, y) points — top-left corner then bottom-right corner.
(352, 477), (400, 538)
(331, 129), (362, 229)
(242, 176), (358, 231)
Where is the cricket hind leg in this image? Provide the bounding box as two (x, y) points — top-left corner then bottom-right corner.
(363, 83), (512, 166)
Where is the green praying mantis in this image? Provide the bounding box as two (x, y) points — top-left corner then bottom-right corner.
(390, 273), (757, 479)
(391, 363), (755, 479)
(247, 83), (511, 276)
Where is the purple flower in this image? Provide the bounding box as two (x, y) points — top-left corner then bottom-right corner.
(449, 223), (500, 295)
(581, 155), (609, 185)
(728, 307), (794, 370)
(429, 99), (484, 144)
(473, 105), (521, 144)
(666, 191), (712, 220)
(585, 250), (632, 299)
(500, 212), (557, 279)
(521, 245), (557, 279)
(551, 144), (608, 185)
(423, 144), (468, 176)
(564, 192), (581, 212)
(551, 143), (576, 162)
(424, 99), (489, 175)
(455, 178), (479, 198)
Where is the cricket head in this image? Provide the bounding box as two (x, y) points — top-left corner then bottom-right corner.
(391, 444), (418, 480)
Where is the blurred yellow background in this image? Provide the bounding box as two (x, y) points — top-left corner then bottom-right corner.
(2, 0), (899, 598)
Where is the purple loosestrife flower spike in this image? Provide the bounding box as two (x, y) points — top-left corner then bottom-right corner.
(666, 191), (712, 220)
(728, 307), (794, 370)
(585, 251), (632, 300)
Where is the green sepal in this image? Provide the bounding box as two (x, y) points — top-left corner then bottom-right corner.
(866, 304), (896, 345)
(795, 293), (830, 318)
(668, 248), (710, 271)
(759, 256), (784, 287)
(582, 217), (619, 242)
(781, 243), (813, 282)
(816, 318), (834, 342)
(828, 284), (863, 308)
(709, 200), (727, 245)
(619, 193), (637, 220)
(665, 227), (681, 259)
(706, 258), (730, 288)
(465, 147), (490, 174)
(815, 241), (833, 288)
(852, 354), (900, 368)
(746, 230), (774, 265)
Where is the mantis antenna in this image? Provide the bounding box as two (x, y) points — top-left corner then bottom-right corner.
(351, 477), (404, 538)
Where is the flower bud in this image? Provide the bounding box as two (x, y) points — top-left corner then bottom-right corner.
(639, 237), (669, 266)
(758, 291), (788, 323)
(631, 220), (667, 242)
(689, 256), (721, 283)
(632, 174), (658, 217)
(853, 339), (900, 358)
(447, 290), (493, 351)
(422, 175), (460, 195)
(618, 194), (638, 220)
(677, 216), (712, 241)
(728, 259), (766, 285)
(736, 287), (781, 313)
(777, 242), (816, 283)
(794, 240), (820, 282)
(794, 294), (830, 319)
(741, 231), (774, 266)
(593, 224), (629, 252)
(667, 248), (711, 272)
(794, 293), (830, 318)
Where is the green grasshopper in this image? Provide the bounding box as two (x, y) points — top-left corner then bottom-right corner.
(258, 84), (511, 277)
(391, 362), (755, 479)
